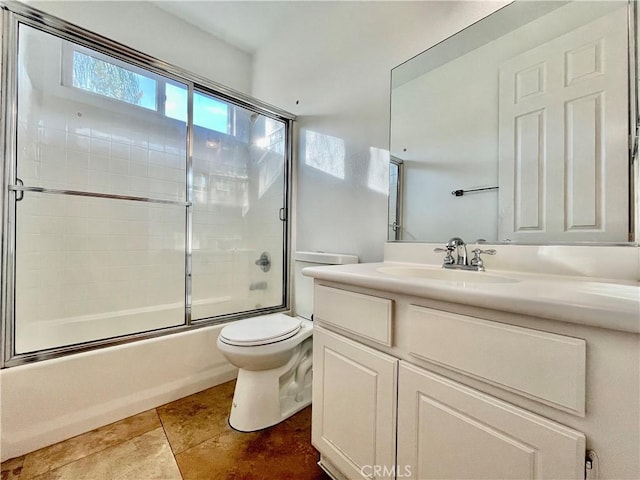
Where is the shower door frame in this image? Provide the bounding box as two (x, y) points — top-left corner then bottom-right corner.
(0, 3), (296, 368)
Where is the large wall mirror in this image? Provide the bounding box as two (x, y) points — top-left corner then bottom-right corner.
(389, 0), (638, 244)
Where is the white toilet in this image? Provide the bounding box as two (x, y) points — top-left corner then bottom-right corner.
(217, 251), (358, 432)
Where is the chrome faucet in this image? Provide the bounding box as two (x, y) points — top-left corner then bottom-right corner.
(447, 237), (468, 266)
(434, 237), (496, 271)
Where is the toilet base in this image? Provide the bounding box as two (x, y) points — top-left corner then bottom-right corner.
(228, 338), (313, 432)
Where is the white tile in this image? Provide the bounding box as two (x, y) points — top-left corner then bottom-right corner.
(67, 133), (91, 153)
(90, 138), (111, 156)
(88, 171), (110, 190)
(148, 165), (164, 180)
(18, 160), (41, 184)
(131, 131), (149, 149)
(148, 132), (165, 152)
(128, 176), (149, 196)
(164, 153), (185, 169)
(165, 167), (184, 183)
(69, 126), (92, 137)
(67, 150), (89, 169)
(130, 146), (149, 164)
(111, 142), (131, 160)
(130, 162), (148, 178)
(148, 150), (164, 166)
(39, 127), (66, 148)
(110, 158), (130, 175)
(109, 173), (130, 194)
(91, 127), (111, 141)
(66, 167), (89, 188)
(41, 162), (67, 186)
(111, 127), (133, 145)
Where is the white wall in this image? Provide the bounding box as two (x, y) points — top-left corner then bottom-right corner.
(27, 0), (252, 94)
(251, 1), (508, 262)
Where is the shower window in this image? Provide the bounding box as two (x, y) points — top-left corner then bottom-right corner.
(1, 7), (293, 366)
(66, 49), (158, 111)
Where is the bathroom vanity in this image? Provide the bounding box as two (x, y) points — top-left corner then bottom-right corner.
(306, 244), (640, 480)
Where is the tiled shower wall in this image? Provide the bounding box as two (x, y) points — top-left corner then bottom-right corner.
(190, 122), (285, 321)
(13, 26), (286, 354)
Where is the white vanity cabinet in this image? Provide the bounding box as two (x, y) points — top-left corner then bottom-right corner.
(311, 284), (590, 480)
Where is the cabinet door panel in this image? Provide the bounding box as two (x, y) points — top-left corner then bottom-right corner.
(313, 326), (397, 479)
(398, 362), (585, 480)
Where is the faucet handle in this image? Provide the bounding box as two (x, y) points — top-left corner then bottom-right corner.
(471, 248), (496, 256)
(434, 246), (455, 265)
(470, 248), (496, 271)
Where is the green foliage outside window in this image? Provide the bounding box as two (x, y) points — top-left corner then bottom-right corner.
(72, 51), (150, 107)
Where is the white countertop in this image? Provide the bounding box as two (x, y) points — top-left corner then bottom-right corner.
(303, 262), (640, 334)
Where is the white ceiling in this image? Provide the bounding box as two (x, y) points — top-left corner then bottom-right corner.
(152, 1), (310, 54)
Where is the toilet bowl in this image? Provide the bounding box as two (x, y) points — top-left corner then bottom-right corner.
(217, 250), (358, 432)
(217, 313), (313, 432)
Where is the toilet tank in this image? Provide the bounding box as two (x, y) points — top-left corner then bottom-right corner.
(294, 251), (358, 320)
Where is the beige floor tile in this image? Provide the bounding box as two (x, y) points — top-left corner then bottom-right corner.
(30, 428), (181, 480)
(175, 407), (328, 480)
(21, 409), (161, 479)
(1, 455), (25, 480)
(157, 380), (236, 455)
(9, 381), (324, 480)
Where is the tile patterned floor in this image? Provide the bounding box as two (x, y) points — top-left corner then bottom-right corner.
(1, 380), (330, 480)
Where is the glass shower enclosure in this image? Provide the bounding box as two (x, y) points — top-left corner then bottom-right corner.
(1, 6), (293, 366)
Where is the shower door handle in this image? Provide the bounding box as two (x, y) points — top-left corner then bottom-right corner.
(12, 178), (24, 201)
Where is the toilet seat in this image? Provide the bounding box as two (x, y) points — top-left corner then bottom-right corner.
(219, 315), (302, 346)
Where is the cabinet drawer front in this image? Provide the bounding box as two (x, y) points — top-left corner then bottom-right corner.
(408, 305), (586, 415)
(314, 285), (393, 346)
(398, 362), (586, 480)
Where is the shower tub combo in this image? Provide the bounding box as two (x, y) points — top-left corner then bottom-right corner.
(0, 3), (295, 461)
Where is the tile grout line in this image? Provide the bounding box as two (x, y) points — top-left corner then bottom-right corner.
(154, 407), (185, 480)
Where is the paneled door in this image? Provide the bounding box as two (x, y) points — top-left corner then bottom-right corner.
(498, 6), (628, 242)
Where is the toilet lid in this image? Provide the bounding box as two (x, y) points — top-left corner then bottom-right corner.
(219, 315), (302, 346)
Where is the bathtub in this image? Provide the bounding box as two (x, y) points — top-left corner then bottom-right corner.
(0, 323), (237, 461)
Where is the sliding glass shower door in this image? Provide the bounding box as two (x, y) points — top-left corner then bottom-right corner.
(11, 24), (189, 353)
(3, 14), (291, 363)
(191, 91), (288, 320)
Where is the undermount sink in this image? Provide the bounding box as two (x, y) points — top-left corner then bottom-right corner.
(376, 265), (520, 284)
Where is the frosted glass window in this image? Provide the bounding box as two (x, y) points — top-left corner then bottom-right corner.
(71, 50), (157, 111)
